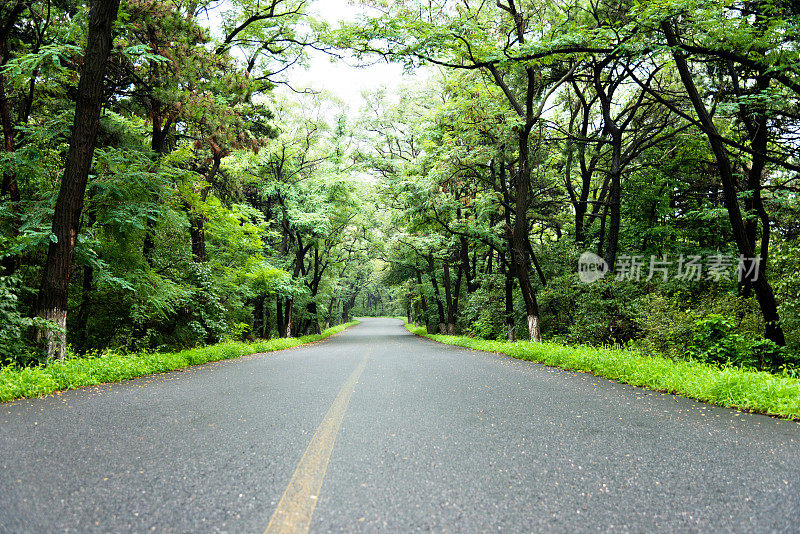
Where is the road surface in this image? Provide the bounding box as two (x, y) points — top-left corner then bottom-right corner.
(1, 318), (798, 532)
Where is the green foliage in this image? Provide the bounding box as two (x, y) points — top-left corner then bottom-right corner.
(0, 321), (358, 403)
(0, 275), (43, 366)
(404, 322), (800, 420)
(684, 314), (790, 370)
(5, 0), (800, 395)
(462, 273), (506, 340)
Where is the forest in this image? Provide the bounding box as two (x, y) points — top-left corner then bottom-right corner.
(1, 0), (799, 378)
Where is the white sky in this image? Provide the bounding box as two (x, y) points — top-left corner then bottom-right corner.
(280, 0), (424, 115)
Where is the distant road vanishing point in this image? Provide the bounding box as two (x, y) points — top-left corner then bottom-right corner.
(1, 318), (798, 532)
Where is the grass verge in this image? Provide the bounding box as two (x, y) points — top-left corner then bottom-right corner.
(0, 321), (358, 403)
(404, 322), (800, 420)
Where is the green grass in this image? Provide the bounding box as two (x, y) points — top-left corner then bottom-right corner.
(404, 322), (800, 420)
(0, 321), (358, 403)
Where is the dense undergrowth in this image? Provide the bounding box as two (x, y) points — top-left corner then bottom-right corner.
(404, 322), (800, 420)
(0, 321), (357, 403)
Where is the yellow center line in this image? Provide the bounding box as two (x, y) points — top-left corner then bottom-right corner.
(264, 351), (370, 534)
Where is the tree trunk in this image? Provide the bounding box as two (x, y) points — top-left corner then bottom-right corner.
(263, 297), (271, 338)
(253, 295), (265, 339)
(597, 200), (608, 258)
(323, 297), (335, 330)
(304, 301), (319, 335)
(490, 0), (545, 342)
(74, 264), (93, 352)
(342, 291), (357, 323)
(593, 63), (623, 270)
(511, 128), (542, 342)
(415, 270), (430, 331)
(741, 75), (771, 297)
(662, 20), (786, 347)
(284, 299), (292, 338)
(603, 136), (622, 270)
(442, 258), (456, 335)
(427, 256), (446, 333)
(0, 30), (22, 275)
(186, 155), (219, 263)
(504, 260), (516, 342)
(277, 298), (285, 338)
(32, 0), (121, 360)
(188, 212), (207, 262)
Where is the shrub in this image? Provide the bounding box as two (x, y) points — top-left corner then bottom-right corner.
(0, 275), (44, 367)
(462, 273), (506, 339)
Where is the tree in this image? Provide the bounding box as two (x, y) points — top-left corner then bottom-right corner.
(33, 0), (121, 360)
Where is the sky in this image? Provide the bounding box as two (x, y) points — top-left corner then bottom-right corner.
(279, 0), (424, 114)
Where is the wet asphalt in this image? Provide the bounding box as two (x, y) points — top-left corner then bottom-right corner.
(1, 318), (798, 533)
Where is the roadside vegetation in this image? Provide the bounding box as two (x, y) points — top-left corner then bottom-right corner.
(2, 0), (800, 416)
(0, 1), (388, 370)
(354, 1), (800, 409)
(0, 322), (357, 403)
(404, 322), (800, 420)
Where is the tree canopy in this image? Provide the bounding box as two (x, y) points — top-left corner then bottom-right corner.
(1, 0), (799, 373)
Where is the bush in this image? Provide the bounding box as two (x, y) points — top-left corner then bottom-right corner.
(462, 273), (506, 339)
(0, 275), (44, 367)
(685, 314), (751, 365)
(683, 314), (792, 370)
(0, 321), (359, 402)
(227, 322), (252, 342)
(404, 321), (800, 420)
(560, 278), (642, 345)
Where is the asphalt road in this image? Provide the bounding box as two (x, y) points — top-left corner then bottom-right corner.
(1, 318), (798, 533)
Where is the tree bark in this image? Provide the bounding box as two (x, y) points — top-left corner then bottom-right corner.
(415, 269), (430, 331)
(0, 9), (25, 275)
(491, 0), (548, 342)
(442, 257), (456, 335)
(323, 297), (335, 330)
(74, 263), (93, 352)
(253, 296), (265, 339)
(283, 298), (292, 338)
(263, 297), (271, 338)
(510, 127), (542, 342)
(188, 212), (207, 262)
(186, 154), (220, 263)
(504, 258), (516, 342)
(304, 301), (320, 335)
(277, 298), (285, 338)
(32, 0), (121, 360)
(427, 255), (446, 333)
(593, 62), (624, 270)
(567, 80), (598, 247)
(662, 20), (785, 347)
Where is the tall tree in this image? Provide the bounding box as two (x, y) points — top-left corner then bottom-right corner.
(33, 0), (121, 359)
